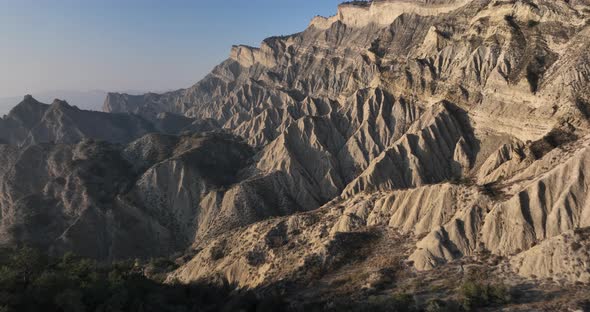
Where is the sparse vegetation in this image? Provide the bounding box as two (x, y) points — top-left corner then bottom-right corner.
(571, 241), (583, 252)
(353, 293), (417, 312)
(527, 20), (539, 28)
(449, 176), (476, 187)
(340, 1), (372, 7)
(246, 249), (267, 266)
(504, 14), (519, 29)
(530, 127), (578, 159)
(575, 98), (590, 119)
(425, 299), (462, 312)
(479, 182), (505, 200)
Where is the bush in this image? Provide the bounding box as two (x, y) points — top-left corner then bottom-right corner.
(0, 247), (285, 312)
(357, 293), (418, 312)
(479, 182), (505, 200)
(530, 127), (578, 159)
(527, 20), (539, 27)
(390, 293), (416, 311)
(425, 299), (462, 312)
(459, 280), (512, 311)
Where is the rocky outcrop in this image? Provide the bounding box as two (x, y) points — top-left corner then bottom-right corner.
(310, 0), (472, 29)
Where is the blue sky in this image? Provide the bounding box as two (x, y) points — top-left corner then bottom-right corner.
(0, 0), (342, 98)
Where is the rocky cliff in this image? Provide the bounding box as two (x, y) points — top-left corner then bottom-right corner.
(121, 0), (590, 289)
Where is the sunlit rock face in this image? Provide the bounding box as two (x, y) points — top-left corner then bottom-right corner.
(150, 0), (590, 286)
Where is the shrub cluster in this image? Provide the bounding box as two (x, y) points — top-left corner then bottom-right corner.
(0, 247), (283, 312)
(459, 280), (512, 311)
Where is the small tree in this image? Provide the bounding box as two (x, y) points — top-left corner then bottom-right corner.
(9, 247), (46, 285)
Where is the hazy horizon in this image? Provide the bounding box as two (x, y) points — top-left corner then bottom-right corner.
(0, 0), (341, 100)
(0, 89), (168, 116)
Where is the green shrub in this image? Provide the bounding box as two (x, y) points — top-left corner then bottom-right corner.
(460, 280), (512, 311)
(391, 293), (416, 311)
(360, 293), (418, 312)
(527, 20), (539, 27)
(425, 299), (462, 312)
(0, 247), (284, 312)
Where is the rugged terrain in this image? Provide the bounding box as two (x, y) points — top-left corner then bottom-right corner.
(2, 0), (590, 310)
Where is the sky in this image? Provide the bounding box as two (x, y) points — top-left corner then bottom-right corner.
(0, 0), (342, 99)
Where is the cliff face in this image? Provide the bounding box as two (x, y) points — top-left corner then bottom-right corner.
(1, 0), (590, 305)
(311, 0), (472, 29)
(128, 0), (590, 288)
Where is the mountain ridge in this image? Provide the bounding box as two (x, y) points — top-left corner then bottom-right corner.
(99, 0), (590, 296)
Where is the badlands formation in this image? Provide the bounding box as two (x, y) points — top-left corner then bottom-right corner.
(2, 0), (590, 309)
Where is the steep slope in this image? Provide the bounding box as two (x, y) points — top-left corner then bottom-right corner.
(510, 227), (590, 283)
(0, 133), (259, 259)
(0, 95), (49, 145)
(481, 136), (590, 256)
(342, 101), (476, 195)
(160, 0), (590, 292)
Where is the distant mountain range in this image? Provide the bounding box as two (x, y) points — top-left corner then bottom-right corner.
(0, 89), (168, 116)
